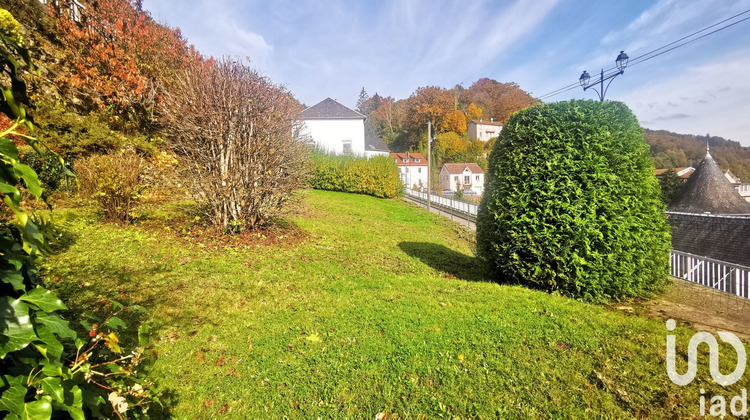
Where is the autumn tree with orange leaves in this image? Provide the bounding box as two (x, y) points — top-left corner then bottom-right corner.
(465, 102), (483, 121)
(49, 0), (194, 132)
(460, 78), (538, 124)
(442, 109), (467, 134)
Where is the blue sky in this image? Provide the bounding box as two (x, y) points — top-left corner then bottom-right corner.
(143, 0), (750, 145)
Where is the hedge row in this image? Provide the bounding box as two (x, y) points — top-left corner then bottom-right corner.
(311, 152), (402, 198)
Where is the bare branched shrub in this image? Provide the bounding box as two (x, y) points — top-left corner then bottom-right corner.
(76, 150), (145, 223)
(161, 58), (312, 230)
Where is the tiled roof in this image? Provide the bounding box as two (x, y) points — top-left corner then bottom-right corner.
(390, 152), (427, 166)
(298, 98), (365, 119)
(668, 213), (750, 267)
(668, 152), (750, 214)
(441, 163), (484, 174)
(365, 135), (390, 152)
(469, 119), (503, 127)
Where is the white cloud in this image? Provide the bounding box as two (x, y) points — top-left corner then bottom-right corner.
(621, 48), (750, 145)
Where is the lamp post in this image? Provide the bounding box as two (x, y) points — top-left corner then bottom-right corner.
(427, 121), (433, 211)
(580, 51), (629, 101)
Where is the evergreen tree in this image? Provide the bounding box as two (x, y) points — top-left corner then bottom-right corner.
(356, 87), (369, 115)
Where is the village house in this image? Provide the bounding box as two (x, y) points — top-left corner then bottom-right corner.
(439, 163), (485, 195)
(391, 152), (427, 190)
(297, 98), (367, 155)
(468, 119), (502, 142)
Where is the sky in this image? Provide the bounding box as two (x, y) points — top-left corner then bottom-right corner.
(142, 0), (750, 145)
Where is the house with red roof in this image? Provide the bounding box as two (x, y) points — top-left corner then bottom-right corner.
(439, 163), (485, 195)
(391, 152), (428, 191)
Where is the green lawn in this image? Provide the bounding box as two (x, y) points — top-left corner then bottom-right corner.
(43, 190), (748, 418)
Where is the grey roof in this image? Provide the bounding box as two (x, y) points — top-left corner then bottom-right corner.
(668, 213), (750, 267)
(298, 98), (365, 120)
(668, 152), (750, 214)
(365, 135), (390, 152)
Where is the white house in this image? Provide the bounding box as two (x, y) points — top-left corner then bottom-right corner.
(439, 163), (485, 195)
(391, 152), (428, 190)
(297, 98), (366, 155)
(468, 119), (502, 142)
(364, 135), (391, 158)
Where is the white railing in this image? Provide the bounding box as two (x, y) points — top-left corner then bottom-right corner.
(670, 250), (750, 299)
(403, 188), (478, 217)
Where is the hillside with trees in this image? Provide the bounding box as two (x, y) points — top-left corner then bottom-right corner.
(355, 80), (538, 190)
(356, 79), (538, 157)
(645, 129), (750, 181)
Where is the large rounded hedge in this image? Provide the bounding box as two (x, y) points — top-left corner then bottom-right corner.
(476, 100), (670, 302)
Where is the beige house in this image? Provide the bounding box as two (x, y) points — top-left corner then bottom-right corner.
(468, 119), (503, 141)
(439, 163), (484, 195)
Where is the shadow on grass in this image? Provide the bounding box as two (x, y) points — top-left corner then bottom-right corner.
(398, 241), (489, 282)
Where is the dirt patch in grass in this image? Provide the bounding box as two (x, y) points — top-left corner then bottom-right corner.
(615, 278), (750, 340)
(177, 222), (309, 250)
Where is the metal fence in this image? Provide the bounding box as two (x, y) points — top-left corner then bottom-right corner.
(670, 250), (750, 299)
(404, 188), (478, 217)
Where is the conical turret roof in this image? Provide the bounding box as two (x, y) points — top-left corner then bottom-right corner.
(668, 151), (750, 214)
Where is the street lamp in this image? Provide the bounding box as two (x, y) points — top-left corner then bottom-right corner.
(580, 51), (629, 101)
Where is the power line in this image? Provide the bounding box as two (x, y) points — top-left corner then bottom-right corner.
(628, 15), (750, 68)
(537, 10), (750, 101)
(599, 9), (750, 76)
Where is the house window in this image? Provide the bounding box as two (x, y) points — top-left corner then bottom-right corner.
(342, 140), (352, 154)
(415, 158), (420, 162)
(418, 168), (421, 173)
(464, 175), (470, 184)
(475, 175), (480, 181)
(454, 176), (458, 182)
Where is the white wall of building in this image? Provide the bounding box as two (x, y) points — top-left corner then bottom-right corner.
(300, 119), (365, 155)
(439, 167), (484, 194)
(399, 165), (427, 190)
(468, 122), (502, 142)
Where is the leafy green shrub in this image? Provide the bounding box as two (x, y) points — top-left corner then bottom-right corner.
(20, 148), (74, 192)
(34, 103), (158, 158)
(76, 150), (145, 223)
(0, 9), (160, 419)
(476, 100), (670, 302)
(658, 169), (685, 205)
(311, 152), (401, 198)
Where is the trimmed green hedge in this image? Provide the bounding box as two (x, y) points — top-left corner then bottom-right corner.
(476, 100), (671, 302)
(311, 152), (402, 199)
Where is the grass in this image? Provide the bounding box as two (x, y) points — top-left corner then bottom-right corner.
(42, 190), (749, 418)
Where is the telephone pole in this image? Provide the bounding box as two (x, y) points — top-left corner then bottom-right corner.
(427, 120), (431, 212)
